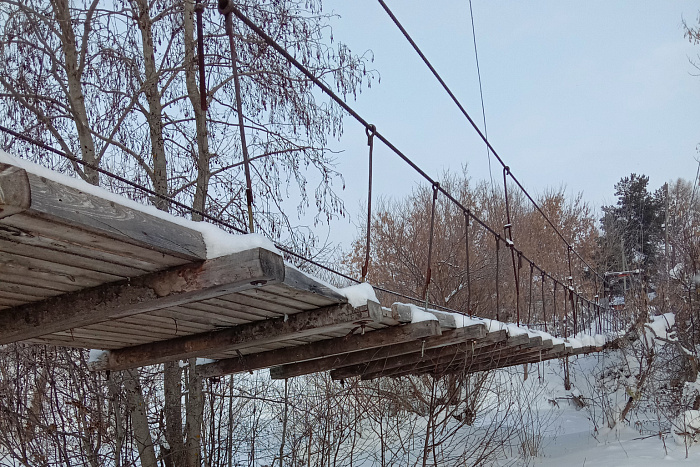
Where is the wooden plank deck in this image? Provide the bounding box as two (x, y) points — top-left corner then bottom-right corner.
(0, 158), (605, 380)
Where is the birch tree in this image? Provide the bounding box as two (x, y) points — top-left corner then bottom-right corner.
(0, 1), (376, 466)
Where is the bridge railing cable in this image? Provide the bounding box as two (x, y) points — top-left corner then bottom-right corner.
(222, 3), (607, 336)
(375, 0), (604, 284)
(0, 124), (472, 317)
(1, 2), (621, 337)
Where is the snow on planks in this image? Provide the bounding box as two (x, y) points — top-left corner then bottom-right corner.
(0, 155), (606, 380)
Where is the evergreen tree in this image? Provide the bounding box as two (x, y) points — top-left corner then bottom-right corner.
(599, 173), (664, 280)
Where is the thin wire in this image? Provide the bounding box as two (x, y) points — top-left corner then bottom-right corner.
(375, 0), (604, 283)
(689, 158), (700, 207)
(1, 4), (603, 331)
(0, 125), (468, 316)
(222, 5), (594, 307)
(5, 123), (595, 333)
(467, 0), (494, 191)
(362, 125), (376, 281)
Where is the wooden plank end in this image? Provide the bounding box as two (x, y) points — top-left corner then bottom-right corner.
(0, 163), (31, 219)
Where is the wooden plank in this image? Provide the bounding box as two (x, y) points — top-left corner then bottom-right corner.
(327, 325), (493, 381)
(183, 299), (275, 322)
(337, 345), (466, 381)
(269, 322), (447, 380)
(0, 241), (145, 278)
(204, 331), (356, 359)
(340, 332), (530, 381)
(5, 168), (207, 260)
(117, 314), (213, 334)
(29, 334), (137, 348)
(0, 295), (27, 307)
(0, 272), (83, 294)
(0, 281), (66, 299)
(438, 343), (568, 375)
(91, 301), (384, 370)
(0, 163), (31, 219)
(212, 292), (304, 315)
(262, 282), (342, 308)
(148, 306), (248, 329)
(235, 287), (319, 311)
(409, 342), (567, 378)
(0, 289), (47, 303)
(391, 303), (458, 328)
(281, 266), (349, 304)
(0, 247), (285, 345)
(4, 214), (187, 270)
(198, 321), (442, 378)
(0, 250), (123, 285)
(415, 333), (536, 371)
(172, 303), (251, 326)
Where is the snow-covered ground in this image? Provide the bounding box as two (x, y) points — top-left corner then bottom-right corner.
(534, 390), (700, 466)
(538, 426), (700, 466)
(521, 352), (700, 466)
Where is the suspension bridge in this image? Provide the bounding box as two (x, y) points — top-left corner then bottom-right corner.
(0, 1), (627, 381)
(0, 152), (614, 381)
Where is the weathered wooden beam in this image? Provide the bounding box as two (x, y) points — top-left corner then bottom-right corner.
(268, 320), (450, 379)
(0, 248), (286, 345)
(426, 342), (568, 377)
(199, 320), (442, 378)
(329, 328), (511, 381)
(91, 301), (379, 370)
(389, 303), (487, 329)
(281, 266), (348, 304)
(0, 163), (207, 260)
(324, 324), (491, 381)
(390, 303), (458, 328)
(343, 335), (582, 380)
(378, 336), (532, 380)
(0, 164), (31, 220)
(351, 332), (533, 381)
(454, 336), (547, 369)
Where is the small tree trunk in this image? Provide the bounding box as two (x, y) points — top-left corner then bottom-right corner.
(163, 361), (186, 466)
(279, 378), (288, 467)
(51, 0), (99, 185)
(185, 358), (203, 467)
(183, 0), (211, 220)
(132, 0), (168, 210)
(107, 371), (124, 467)
(124, 369), (158, 467)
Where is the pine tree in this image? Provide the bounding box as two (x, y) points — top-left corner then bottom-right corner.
(599, 173), (664, 279)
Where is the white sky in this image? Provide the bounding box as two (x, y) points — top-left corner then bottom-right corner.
(311, 0), (700, 249)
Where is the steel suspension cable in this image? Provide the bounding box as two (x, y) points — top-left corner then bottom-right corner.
(466, 0), (494, 190)
(464, 210), (472, 315)
(553, 281), (558, 336)
(541, 271), (547, 332)
(495, 234), (500, 321)
(362, 125), (376, 282)
(528, 262), (534, 325)
(222, 3), (596, 314)
(0, 125), (483, 318)
(503, 166), (520, 325)
(220, 1), (255, 233)
(423, 183), (440, 307)
(375, 0), (604, 283)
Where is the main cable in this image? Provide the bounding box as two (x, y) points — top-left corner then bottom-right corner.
(467, 0), (494, 192)
(376, 0), (604, 282)
(0, 124), (468, 316)
(223, 3), (602, 302)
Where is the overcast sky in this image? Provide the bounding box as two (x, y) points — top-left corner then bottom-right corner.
(310, 1), (700, 249)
